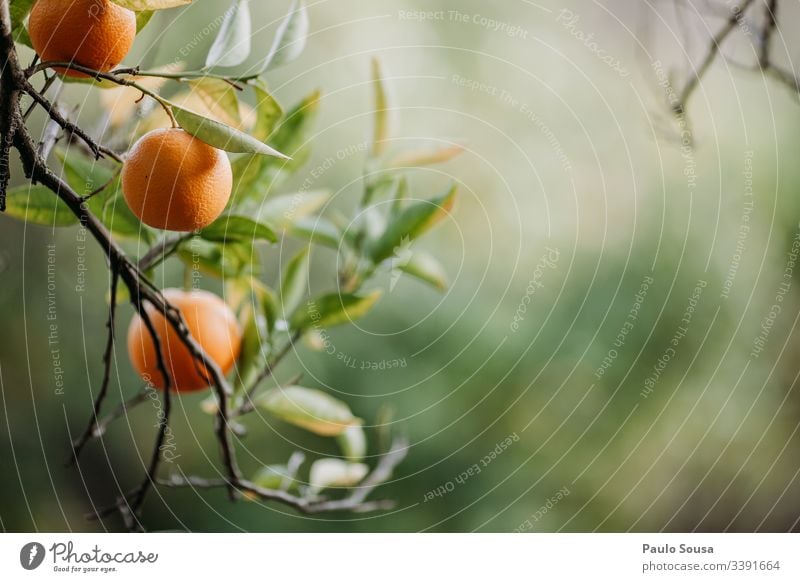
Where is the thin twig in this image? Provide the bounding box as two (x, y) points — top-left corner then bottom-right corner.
(68, 270), (119, 466)
(127, 300), (173, 524)
(674, 0), (757, 114)
(37, 105), (63, 160)
(27, 61), (178, 127)
(758, 0), (778, 67)
(22, 79), (122, 162)
(138, 233), (192, 271)
(81, 166), (121, 202)
(22, 71), (55, 121)
(158, 436), (409, 514)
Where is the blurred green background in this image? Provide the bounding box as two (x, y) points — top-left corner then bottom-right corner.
(2, 0), (800, 532)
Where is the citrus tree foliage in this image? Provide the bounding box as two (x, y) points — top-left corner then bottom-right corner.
(1, 0), (461, 528)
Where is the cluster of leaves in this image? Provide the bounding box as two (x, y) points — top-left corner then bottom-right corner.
(6, 0), (462, 502)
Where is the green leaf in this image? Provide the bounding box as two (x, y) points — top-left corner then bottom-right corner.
(268, 89), (320, 164)
(280, 246), (310, 315)
(10, 0), (34, 47)
(199, 214), (277, 243)
(173, 105), (288, 158)
(256, 386), (361, 436)
(136, 11), (155, 32)
(368, 184), (457, 263)
(55, 147), (117, 210)
(252, 279), (279, 333)
(396, 250), (448, 291)
(189, 77), (242, 127)
(390, 177), (408, 214)
(177, 237), (254, 279)
(205, 0), (251, 69)
(288, 216), (340, 249)
(55, 148), (147, 241)
(261, 0), (308, 72)
(110, 0), (190, 10)
(308, 459), (368, 494)
(249, 79), (283, 141)
(356, 206), (387, 242)
(251, 464), (297, 491)
(4, 184), (76, 226)
(102, 191), (151, 241)
(337, 425), (367, 462)
(290, 290), (382, 331)
(371, 57), (390, 157)
(234, 303), (266, 392)
(230, 90), (320, 203)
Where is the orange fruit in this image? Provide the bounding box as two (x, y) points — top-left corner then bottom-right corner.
(28, 0), (136, 78)
(122, 128), (233, 232)
(127, 289), (242, 393)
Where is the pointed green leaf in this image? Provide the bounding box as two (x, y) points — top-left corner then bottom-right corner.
(288, 216), (340, 249)
(290, 290), (382, 331)
(199, 214), (277, 243)
(252, 279), (279, 333)
(249, 79), (283, 141)
(337, 425), (367, 462)
(261, 0), (308, 72)
(371, 58), (390, 157)
(369, 184), (457, 263)
(55, 148), (147, 241)
(397, 250), (448, 291)
(270, 89), (320, 154)
(136, 11), (155, 32)
(173, 105), (289, 158)
(256, 386), (361, 436)
(4, 184), (76, 226)
(10, 0), (34, 47)
(177, 237), (254, 279)
(390, 177), (408, 214)
(189, 77), (242, 126)
(280, 246), (310, 315)
(234, 303), (266, 392)
(230, 90), (319, 203)
(205, 0), (252, 69)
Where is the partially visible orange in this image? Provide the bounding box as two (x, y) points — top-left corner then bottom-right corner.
(28, 0), (136, 78)
(121, 128), (233, 232)
(127, 289), (242, 393)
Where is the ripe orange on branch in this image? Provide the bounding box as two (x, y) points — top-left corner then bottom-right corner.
(122, 128), (233, 232)
(28, 0), (136, 78)
(127, 289), (242, 393)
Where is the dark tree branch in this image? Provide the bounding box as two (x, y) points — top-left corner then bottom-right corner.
(158, 436), (409, 514)
(68, 269), (120, 466)
(127, 301), (173, 525)
(138, 233), (191, 272)
(758, 0), (777, 67)
(22, 70), (55, 121)
(22, 80), (123, 162)
(673, 0), (757, 114)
